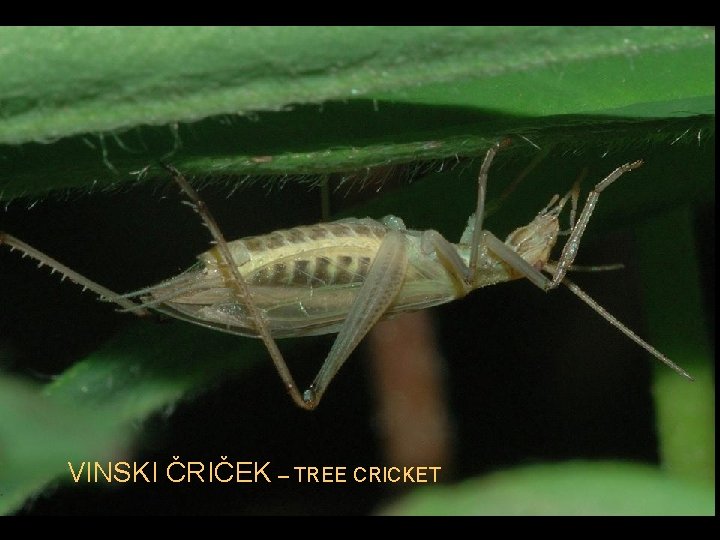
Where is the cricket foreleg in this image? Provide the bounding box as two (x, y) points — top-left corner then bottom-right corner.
(549, 160), (643, 289)
(0, 232), (149, 315)
(304, 230), (409, 408)
(483, 231), (693, 380)
(162, 164), (311, 410)
(545, 262), (625, 273)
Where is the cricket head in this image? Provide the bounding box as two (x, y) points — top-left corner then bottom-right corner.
(505, 192), (570, 270)
(505, 214), (559, 270)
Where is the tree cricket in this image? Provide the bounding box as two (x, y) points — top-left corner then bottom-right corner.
(0, 144), (693, 410)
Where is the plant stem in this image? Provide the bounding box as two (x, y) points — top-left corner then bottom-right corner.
(635, 205), (714, 485)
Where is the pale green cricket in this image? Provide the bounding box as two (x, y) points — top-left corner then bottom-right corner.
(0, 144), (692, 410)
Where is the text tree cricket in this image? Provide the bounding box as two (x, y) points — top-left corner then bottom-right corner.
(0, 144), (693, 410)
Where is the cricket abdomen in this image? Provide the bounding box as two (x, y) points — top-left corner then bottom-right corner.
(201, 219), (389, 289)
(240, 220), (386, 254)
(251, 253), (376, 287)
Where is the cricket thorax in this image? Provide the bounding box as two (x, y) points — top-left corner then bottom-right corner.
(457, 211), (561, 287)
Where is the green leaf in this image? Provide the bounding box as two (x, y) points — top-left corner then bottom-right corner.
(380, 462), (715, 515)
(636, 208), (715, 485)
(0, 26), (713, 199)
(0, 377), (131, 512)
(1, 27), (712, 144)
(0, 324), (268, 514)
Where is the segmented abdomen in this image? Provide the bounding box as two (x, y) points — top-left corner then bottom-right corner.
(238, 221), (387, 288)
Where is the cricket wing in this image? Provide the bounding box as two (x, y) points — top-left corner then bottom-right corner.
(143, 230), (459, 339)
(153, 276), (459, 340)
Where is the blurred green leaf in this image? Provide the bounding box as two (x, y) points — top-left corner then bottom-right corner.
(636, 208), (715, 485)
(0, 377), (130, 512)
(380, 461), (715, 515)
(0, 323), (267, 514)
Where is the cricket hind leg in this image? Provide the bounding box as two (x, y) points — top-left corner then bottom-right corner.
(482, 231), (693, 380)
(0, 232), (149, 315)
(162, 164), (411, 409)
(304, 229), (409, 406)
(160, 164), (313, 410)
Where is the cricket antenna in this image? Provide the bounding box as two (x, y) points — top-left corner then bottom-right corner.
(562, 277), (694, 381)
(0, 232), (149, 316)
